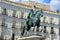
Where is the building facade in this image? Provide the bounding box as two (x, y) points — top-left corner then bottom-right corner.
(0, 0), (60, 40)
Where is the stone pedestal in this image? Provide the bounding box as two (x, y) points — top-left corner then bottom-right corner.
(19, 36), (45, 40)
(43, 17), (46, 23)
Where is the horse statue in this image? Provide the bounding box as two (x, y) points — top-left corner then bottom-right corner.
(21, 9), (43, 36)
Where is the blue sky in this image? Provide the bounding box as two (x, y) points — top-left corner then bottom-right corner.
(43, 0), (51, 3)
(50, 0), (60, 11)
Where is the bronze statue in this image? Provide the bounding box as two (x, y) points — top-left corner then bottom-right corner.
(21, 6), (43, 36)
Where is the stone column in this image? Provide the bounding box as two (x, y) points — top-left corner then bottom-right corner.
(50, 18), (53, 24)
(12, 21), (16, 28)
(43, 17), (46, 23)
(13, 10), (16, 17)
(21, 12), (24, 19)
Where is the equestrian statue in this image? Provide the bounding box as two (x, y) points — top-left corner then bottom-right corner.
(21, 5), (43, 36)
